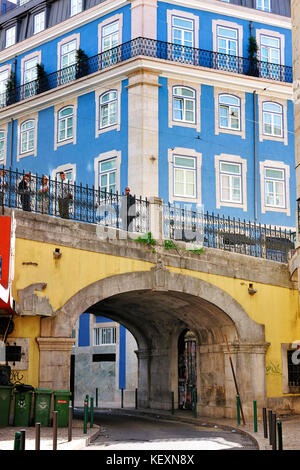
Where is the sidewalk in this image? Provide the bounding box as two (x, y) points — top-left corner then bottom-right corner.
(0, 407), (299, 450)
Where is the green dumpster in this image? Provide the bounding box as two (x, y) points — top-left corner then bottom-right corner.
(34, 388), (52, 427)
(0, 385), (13, 426)
(13, 385), (34, 427)
(53, 390), (71, 427)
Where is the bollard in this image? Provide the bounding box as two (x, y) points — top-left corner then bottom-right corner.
(277, 420), (283, 450)
(262, 408), (268, 438)
(193, 390), (197, 418)
(272, 412), (277, 450)
(83, 399), (88, 434)
(135, 388), (138, 409)
(14, 431), (21, 450)
(253, 400), (257, 432)
(236, 395), (241, 425)
(121, 388), (124, 408)
(35, 423), (40, 451)
(68, 404), (73, 442)
(20, 429), (26, 451)
(96, 388), (98, 408)
(268, 410), (273, 445)
(52, 410), (58, 451)
(90, 397), (94, 428)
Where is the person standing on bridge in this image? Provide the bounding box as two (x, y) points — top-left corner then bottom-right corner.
(18, 172), (31, 212)
(120, 186), (137, 232)
(57, 171), (73, 219)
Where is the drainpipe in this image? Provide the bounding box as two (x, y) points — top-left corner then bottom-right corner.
(253, 90), (257, 221)
(9, 118), (13, 169)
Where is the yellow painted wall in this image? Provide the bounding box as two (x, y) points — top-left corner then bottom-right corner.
(12, 237), (300, 398)
(7, 316), (40, 388)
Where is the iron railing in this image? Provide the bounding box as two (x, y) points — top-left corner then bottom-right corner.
(163, 203), (295, 263)
(0, 37), (293, 109)
(0, 167), (149, 233)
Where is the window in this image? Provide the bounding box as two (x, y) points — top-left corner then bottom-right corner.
(172, 16), (194, 48)
(217, 25), (238, 70)
(98, 158), (116, 193)
(173, 87), (195, 124)
(287, 349), (300, 387)
(0, 70), (9, 107)
(101, 20), (119, 67)
(260, 35), (280, 64)
(263, 102), (283, 137)
(264, 167), (285, 209)
(5, 26), (16, 48)
(58, 107), (74, 142)
(219, 95), (240, 131)
(0, 131), (5, 162)
(60, 39), (77, 83)
(20, 120), (35, 154)
(34, 12), (45, 34)
(173, 155), (196, 198)
(99, 91), (117, 129)
(93, 327), (116, 346)
(256, 0), (271, 12)
(70, 0), (82, 17)
(23, 57), (38, 98)
(220, 161), (242, 204)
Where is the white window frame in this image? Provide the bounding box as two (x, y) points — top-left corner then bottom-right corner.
(215, 153), (247, 211)
(98, 14), (123, 56)
(0, 65), (11, 108)
(17, 114), (38, 161)
(70, 0), (83, 17)
(94, 150), (121, 194)
(98, 157), (117, 194)
(171, 15), (194, 48)
(99, 90), (118, 129)
(219, 161), (242, 204)
(21, 51), (41, 99)
(33, 11), (46, 34)
(93, 326), (117, 346)
(5, 26), (16, 48)
(260, 160), (290, 216)
(256, 29), (284, 66)
(168, 79), (201, 132)
(20, 120), (35, 154)
(218, 94), (241, 131)
(0, 124), (8, 165)
(58, 106), (74, 143)
(95, 83), (121, 136)
(214, 88), (245, 139)
(54, 98), (77, 150)
(167, 10), (199, 50)
(212, 19), (243, 68)
(168, 147), (202, 204)
(172, 86), (196, 124)
(258, 94), (288, 145)
(57, 33), (80, 85)
(256, 0), (271, 12)
(262, 101), (283, 138)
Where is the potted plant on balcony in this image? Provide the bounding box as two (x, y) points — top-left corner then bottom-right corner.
(6, 70), (17, 105)
(76, 48), (89, 79)
(36, 63), (49, 94)
(247, 34), (259, 77)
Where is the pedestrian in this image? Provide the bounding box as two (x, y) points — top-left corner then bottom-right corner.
(57, 171), (72, 219)
(18, 172), (31, 212)
(0, 168), (7, 208)
(120, 186), (136, 231)
(37, 175), (50, 214)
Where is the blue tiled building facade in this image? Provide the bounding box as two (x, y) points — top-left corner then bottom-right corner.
(0, 0), (295, 402)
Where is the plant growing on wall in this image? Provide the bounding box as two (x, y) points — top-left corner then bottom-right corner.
(135, 232), (157, 253)
(76, 48), (89, 79)
(247, 34), (259, 77)
(6, 70), (17, 105)
(36, 63), (49, 94)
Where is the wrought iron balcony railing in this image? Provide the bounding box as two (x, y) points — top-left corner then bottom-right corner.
(0, 37), (293, 109)
(0, 166), (295, 262)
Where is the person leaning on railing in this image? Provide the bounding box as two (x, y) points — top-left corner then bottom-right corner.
(18, 172), (32, 212)
(37, 175), (50, 215)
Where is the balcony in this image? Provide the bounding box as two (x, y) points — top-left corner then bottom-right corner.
(0, 37), (293, 109)
(0, 167), (295, 263)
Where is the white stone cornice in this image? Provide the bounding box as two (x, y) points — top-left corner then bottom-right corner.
(0, 55), (293, 123)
